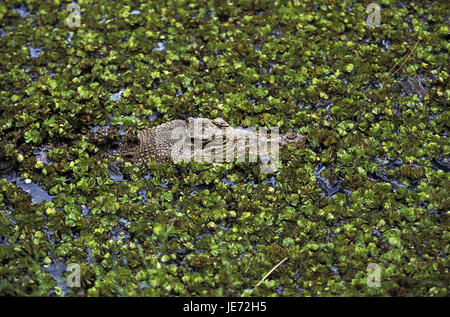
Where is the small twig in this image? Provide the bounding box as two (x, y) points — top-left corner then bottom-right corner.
(255, 257), (288, 288)
(386, 54), (405, 77)
(390, 39), (419, 77)
(381, 39), (419, 86)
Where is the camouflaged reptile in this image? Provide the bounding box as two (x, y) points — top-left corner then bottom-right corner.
(96, 117), (306, 163)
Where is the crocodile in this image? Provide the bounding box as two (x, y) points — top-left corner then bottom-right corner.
(96, 117), (307, 164)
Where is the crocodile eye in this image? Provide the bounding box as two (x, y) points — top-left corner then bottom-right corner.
(286, 133), (297, 140)
(124, 153), (133, 160)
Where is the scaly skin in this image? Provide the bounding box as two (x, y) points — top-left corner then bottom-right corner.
(115, 118), (307, 163)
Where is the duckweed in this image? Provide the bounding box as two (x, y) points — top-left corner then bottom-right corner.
(0, 0), (448, 297)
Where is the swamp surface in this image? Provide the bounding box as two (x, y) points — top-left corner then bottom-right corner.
(0, 0), (448, 296)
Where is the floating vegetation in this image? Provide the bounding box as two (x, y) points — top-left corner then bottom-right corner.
(0, 0), (448, 297)
(397, 74), (434, 99)
(1, 170), (54, 204)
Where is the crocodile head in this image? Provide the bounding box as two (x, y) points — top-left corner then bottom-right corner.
(279, 132), (307, 148)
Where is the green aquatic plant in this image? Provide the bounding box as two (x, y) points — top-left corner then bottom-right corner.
(0, 0), (448, 297)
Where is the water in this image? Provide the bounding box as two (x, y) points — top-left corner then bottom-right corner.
(397, 75), (433, 99)
(330, 264), (340, 275)
(263, 176), (277, 188)
(14, 4), (30, 18)
(253, 42), (262, 52)
(109, 164), (126, 182)
(0, 235), (12, 245)
(138, 281), (149, 289)
(29, 72), (40, 82)
(110, 88), (125, 101)
(44, 259), (71, 295)
(2, 172), (54, 204)
(140, 112), (158, 121)
(41, 225), (56, 245)
(314, 164), (343, 197)
(81, 204), (90, 217)
(276, 286), (283, 296)
(432, 158), (449, 172)
(373, 228), (382, 237)
(66, 33), (73, 47)
(381, 39), (392, 51)
(33, 145), (51, 166)
(110, 220), (131, 242)
(86, 247), (94, 264)
(221, 177), (236, 187)
(27, 43), (43, 59)
(153, 41), (166, 52)
(0, 206), (17, 225)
